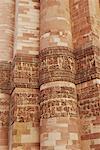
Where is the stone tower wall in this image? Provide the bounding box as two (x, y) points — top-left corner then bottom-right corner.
(0, 0), (99, 150)
(70, 0), (100, 149)
(0, 0), (15, 150)
(39, 0), (80, 150)
(9, 0), (40, 149)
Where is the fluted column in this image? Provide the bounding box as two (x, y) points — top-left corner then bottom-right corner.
(0, 0), (14, 62)
(10, 0), (40, 149)
(70, 0), (100, 149)
(0, 63), (11, 150)
(0, 0), (15, 149)
(40, 0), (80, 150)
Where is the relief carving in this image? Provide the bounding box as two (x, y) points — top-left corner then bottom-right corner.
(57, 56), (64, 69)
(11, 60), (39, 88)
(88, 55), (95, 68)
(40, 100), (77, 119)
(10, 91), (40, 123)
(0, 63), (11, 91)
(39, 47), (75, 84)
(0, 97), (9, 126)
(68, 56), (75, 72)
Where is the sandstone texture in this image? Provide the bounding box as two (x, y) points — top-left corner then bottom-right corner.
(0, 0), (100, 150)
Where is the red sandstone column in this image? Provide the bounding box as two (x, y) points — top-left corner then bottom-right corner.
(0, 0), (14, 62)
(40, 0), (80, 149)
(0, 0), (15, 150)
(10, 0), (40, 149)
(70, 0), (100, 149)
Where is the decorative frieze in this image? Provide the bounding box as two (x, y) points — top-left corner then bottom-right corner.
(0, 93), (10, 127)
(75, 46), (100, 84)
(11, 54), (39, 89)
(40, 86), (76, 102)
(39, 47), (75, 85)
(10, 88), (40, 125)
(77, 80), (100, 119)
(40, 99), (78, 119)
(0, 62), (11, 92)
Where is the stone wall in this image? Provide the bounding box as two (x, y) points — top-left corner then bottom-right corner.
(0, 62), (11, 150)
(0, 0), (15, 149)
(40, 0), (80, 150)
(9, 0), (40, 149)
(0, 0), (15, 61)
(0, 0), (100, 150)
(70, 0), (100, 149)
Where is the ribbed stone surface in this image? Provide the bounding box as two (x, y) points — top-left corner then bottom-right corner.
(0, 1), (15, 149)
(10, 0), (40, 149)
(77, 79), (100, 149)
(40, 0), (80, 149)
(10, 88), (40, 150)
(0, 0), (100, 150)
(70, 0), (100, 149)
(0, 93), (10, 150)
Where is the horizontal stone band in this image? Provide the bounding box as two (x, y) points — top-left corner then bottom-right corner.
(40, 81), (76, 91)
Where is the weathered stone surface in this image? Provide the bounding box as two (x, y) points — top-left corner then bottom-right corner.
(9, 0), (40, 149)
(77, 80), (100, 119)
(40, 0), (72, 49)
(14, 0), (39, 55)
(75, 46), (100, 84)
(39, 47), (75, 85)
(0, 93), (10, 150)
(0, 0), (100, 150)
(70, 0), (100, 149)
(10, 54), (40, 149)
(11, 54), (39, 89)
(0, 0), (15, 62)
(76, 79), (100, 149)
(40, 1), (80, 150)
(10, 88), (40, 125)
(0, 62), (11, 92)
(40, 117), (80, 150)
(40, 82), (77, 119)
